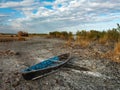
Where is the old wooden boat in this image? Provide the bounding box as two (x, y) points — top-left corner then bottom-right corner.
(21, 53), (71, 80)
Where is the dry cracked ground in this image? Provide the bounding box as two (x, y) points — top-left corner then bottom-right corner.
(0, 37), (120, 90)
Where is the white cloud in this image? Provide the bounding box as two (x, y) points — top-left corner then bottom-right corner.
(0, 25), (17, 33)
(0, 0), (39, 17)
(0, 14), (9, 17)
(0, 0), (120, 33)
(0, 0), (35, 8)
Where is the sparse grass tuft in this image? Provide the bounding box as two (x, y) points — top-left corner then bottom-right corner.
(75, 39), (90, 48)
(114, 42), (120, 55)
(98, 35), (108, 44)
(0, 37), (17, 42)
(18, 37), (26, 41)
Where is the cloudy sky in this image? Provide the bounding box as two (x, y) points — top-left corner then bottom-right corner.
(0, 0), (120, 33)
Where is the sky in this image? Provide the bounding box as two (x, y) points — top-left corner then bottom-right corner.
(0, 0), (120, 33)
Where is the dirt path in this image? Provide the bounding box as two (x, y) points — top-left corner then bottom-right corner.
(0, 37), (120, 90)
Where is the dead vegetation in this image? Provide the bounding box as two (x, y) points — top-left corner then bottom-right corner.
(0, 49), (19, 56)
(74, 39), (90, 48)
(0, 31), (27, 42)
(0, 37), (18, 42)
(114, 42), (120, 55)
(0, 37), (26, 42)
(112, 42), (120, 62)
(49, 24), (120, 63)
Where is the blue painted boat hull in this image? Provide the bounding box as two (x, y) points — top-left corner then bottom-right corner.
(21, 53), (71, 80)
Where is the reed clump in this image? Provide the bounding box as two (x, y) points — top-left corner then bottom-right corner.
(114, 42), (120, 55)
(49, 31), (74, 40)
(76, 40), (90, 48)
(49, 24), (120, 62)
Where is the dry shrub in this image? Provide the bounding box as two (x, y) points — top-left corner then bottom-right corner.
(18, 37), (25, 41)
(101, 50), (120, 63)
(18, 31), (28, 37)
(112, 55), (120, 63)
(75, 39), (90, 48)
(103, 42), (120, 63)
(102, 51), (114, 59)
(46, 35), (52, 38)
(99, 35), (108, 44)
(0, 37), (17, 42)
(114, 42), (120, 55)
(65, 39), (72, 47)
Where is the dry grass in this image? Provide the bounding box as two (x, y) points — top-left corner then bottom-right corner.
(0, 37), (18, 42)
(114, 42), (120, 55)
(0, 36), (26, 42)
(18, 37), (26, 41)
(98, 35), (108, 44)
(75, 39), (90, 48)
(65, 39), (72, 47)
(102, 42), (120, 63)
(112, 55), (120, 63)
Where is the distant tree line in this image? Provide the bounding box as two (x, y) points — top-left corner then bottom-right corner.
(76, 23), (120, 43)
(76, 29), (119, 42)
(29, 33), (48, 37)
(48, 23), (120, 44)
(49, 31), (74, 40)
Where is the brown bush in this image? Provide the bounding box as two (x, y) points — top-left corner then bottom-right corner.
(114, 42), (120, 55)
(75, 39), (90, 48)
(18, 31), (28, 37)
(18, 37), (26, 41)
(98, 35), (108, 44)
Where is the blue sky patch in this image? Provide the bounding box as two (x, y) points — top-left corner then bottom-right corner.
(0, 8), (25, 20)
(0, 8), (17, 14)
(45, 5), (53, 9)
(40, 0), (55, 2)
(33, 9), (38, 14)
(58, 4), (62, 8)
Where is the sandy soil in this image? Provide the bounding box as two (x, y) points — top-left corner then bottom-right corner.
(0, 37), (120, 90)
